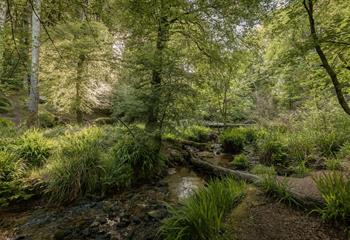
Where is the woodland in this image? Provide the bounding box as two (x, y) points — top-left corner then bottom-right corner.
(0, 0), (350, 239)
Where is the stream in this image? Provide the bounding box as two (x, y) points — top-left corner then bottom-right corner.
(0, 142), (231, 240)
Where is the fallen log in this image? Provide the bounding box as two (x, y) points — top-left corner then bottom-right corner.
(187, 155), (324, 208)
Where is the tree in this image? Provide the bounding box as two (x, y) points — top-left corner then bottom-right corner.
(28, 0), (41, 127)
(303, 0), (350, 116)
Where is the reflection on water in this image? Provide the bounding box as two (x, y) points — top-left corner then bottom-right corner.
(164, 167), (205, 202)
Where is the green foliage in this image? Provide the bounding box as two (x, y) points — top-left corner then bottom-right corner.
(159, 178), (246, 240)
(325, 158), (342, 171)
(46, 127), (104, 204)
(290, 161), (310, 177)
(338, 142), (350, 160)
(231, 154), (249, 170)
(0, 118), (14, 128)
(46, 126), (134, 204)
(183, 125), (212, 143)
(314, 173), (350, 222)
(256, 133), (288, 167)
(259, 175), (300, 207)
(112, 133), (165, 179)
(100, 153), (133, 192)
(15, 130), (52, 167)
(0, 151), (32, 207)
(220, 127), (256, 154)
(38, 110), (57, 128)
(251, 164), (276, 176)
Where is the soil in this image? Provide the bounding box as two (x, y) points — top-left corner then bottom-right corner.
(226, 187), (349, 240)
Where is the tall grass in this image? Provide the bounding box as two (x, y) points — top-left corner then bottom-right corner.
(46, 127), (104, 204)
(159, 178), (246, 240)
(15, 129), (52, 167)
(112, 133), (165, 178)
(314, 172), (350, 222)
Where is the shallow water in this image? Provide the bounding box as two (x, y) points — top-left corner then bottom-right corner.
(164, 167), (205, 202)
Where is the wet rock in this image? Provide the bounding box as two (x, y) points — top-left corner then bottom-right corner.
(54, 230), (69, 240)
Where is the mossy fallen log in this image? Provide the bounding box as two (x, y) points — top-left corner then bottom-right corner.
(187, 155), (324, 208)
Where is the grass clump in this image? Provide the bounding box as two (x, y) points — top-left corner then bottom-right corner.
(15, 129), (52, 167)
(46, 127), (104, 204)
(314, 172), (350, 222)
(251, 164), (276, 176)
(259, 175), (300, 206)
(0, 151), (32, 206)
(183, 125), (212, 143)
(231, 154), (249, 170)
(159, 178), (246, 240)
(325, 158), (342, 171)
(220, 127), (256, 154)
(256, 133), (288, 168)
(290, 161), (311, 177)
(112, 133), (165, 179)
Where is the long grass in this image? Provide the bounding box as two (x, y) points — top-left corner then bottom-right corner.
(314, 172), (350, 222)
(159, 178), (246, 240)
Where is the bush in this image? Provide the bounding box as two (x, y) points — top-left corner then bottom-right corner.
(231, 154), (249, 170)
(251, 164), (276, 176)
(159, 178), (246, 240)
(256, 133), (288, 167)
(220, 127), (256, 154)
(15, 130), (52, 167)
(112, 133), (165, 178)
(46, 127), (104, 204)
(183, 125), (212, 143)
(314, 172), (350, 222)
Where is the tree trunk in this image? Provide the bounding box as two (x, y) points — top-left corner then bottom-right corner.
(75, 54), (85, 124)
(145, 1), (170, 140)
(28, 0), (41, 127)
(303, 0), (350, 116)
(0, 0), (6, 32)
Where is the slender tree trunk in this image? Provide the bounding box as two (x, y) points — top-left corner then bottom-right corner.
(28, 0), (41, 127)
(303, 0), (350, 116)
(75, 54), (85, 124)
(145, 1), (169, 137)
(0, 0), (6, 32)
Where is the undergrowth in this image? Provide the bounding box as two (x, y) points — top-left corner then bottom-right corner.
(159, 178), (246, 240)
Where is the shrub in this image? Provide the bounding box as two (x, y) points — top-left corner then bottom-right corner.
(220, 127), (256, 154)
(259, 175), (300, 206)
(325, 158), (342, 171)
(112, 133), (165, 178)
(284, 132), (315, 162)
(159, 178), (246, 240)
(251, 164), (276, 176)
(15, 130), (52, 167)
(314, 172), (350, 222)
(46, 127), (104, 204)
(183, 125), (212, 143)
(231, 154), (249, 170)
(256, 133), (288, 167)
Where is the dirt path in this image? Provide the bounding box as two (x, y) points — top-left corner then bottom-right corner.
(226, 187), (349, 240)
